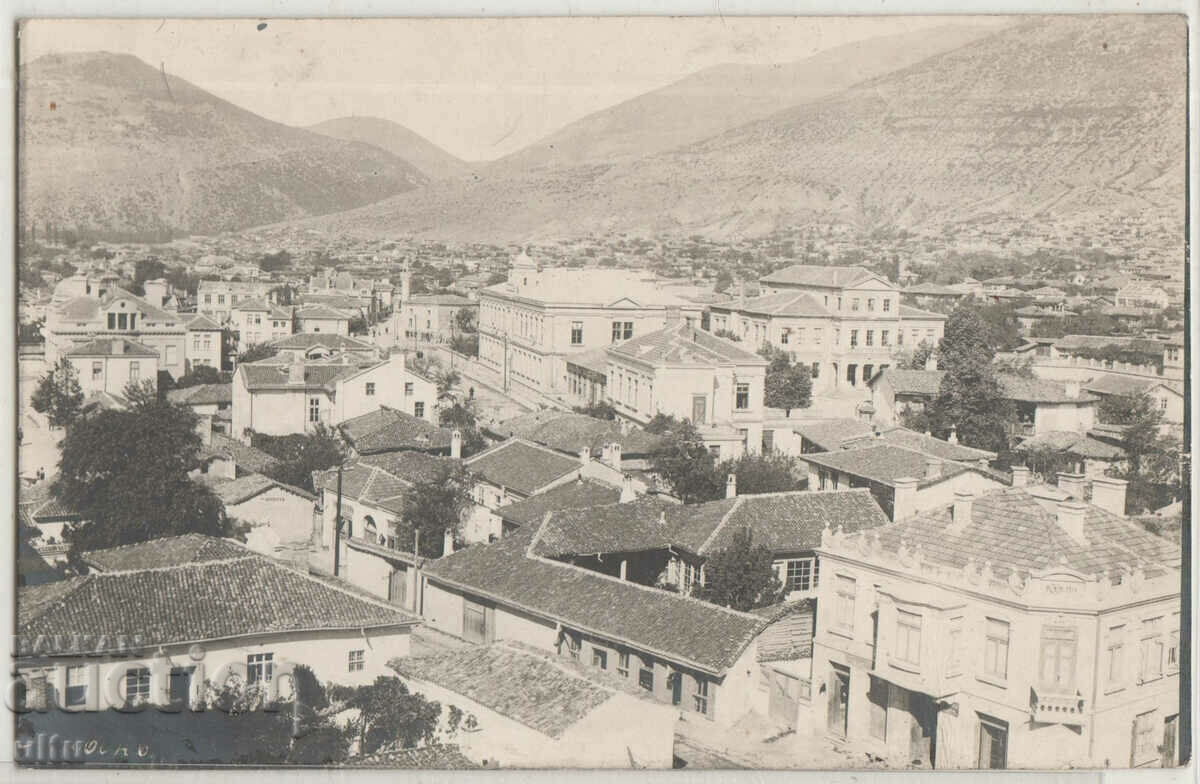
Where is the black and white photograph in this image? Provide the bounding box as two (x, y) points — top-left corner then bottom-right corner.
(9, 11), (1190, 772)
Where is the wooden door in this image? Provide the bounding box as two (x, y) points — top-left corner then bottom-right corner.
(978, 716), (1008, 769)
(388, 567), (407, 608)
(463, 597), (493, 644)
(769, 669), (799, 728)
(1162, 715), (1178, 767)
(827, 668), (850, 737)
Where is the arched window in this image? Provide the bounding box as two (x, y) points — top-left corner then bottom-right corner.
(364, 515), (378, 543)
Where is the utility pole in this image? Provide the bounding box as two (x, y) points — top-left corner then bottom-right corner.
(332, 463), (344, 577)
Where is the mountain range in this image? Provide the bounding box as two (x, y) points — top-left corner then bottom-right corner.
(18, 16), (1187, 243)
(19, 52), (427, 239)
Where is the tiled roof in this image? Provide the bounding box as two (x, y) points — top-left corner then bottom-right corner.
(185, 314), (223, 331)
(760, 265), (877, 288)
(167, 383), (232, 406)
(564, 347), (610, 375)
(1053, 334), (1141, 351)
(211, 472), (315, 506)
(998, 374), (1099, 404)
(898, 304), (948, 320)
(295, 305), (353, 321)
(345, 744), (477, 769)
(1014, 432), (1125, 460)
(233, 298), (292, 320)
(339, 407), (454, 454)
(800, 444), (985, 488)
(200, 434), (281, 474)
(359, 451), (458, 486)
(496, 479), (622, 528)
(791, 418), (874, 450)
(842, 427), (996, 462)
(1083, 375), (1164, 397)
(608, 322), (766, 367)
(239, 359), (371, 391)
(903, 283), (963, 297)
(270, 332), (377, 352)
(82, 533), (251, 572)
(464, 439), (580, 495)
(838, 487), (1179, 582)
(314, 452), (458, 513)
(718, 292), (831, 318)
(20, 547), (419, 655)
(873, 369), (944, 396)
(66, 337), (158, 357)
(703, 490), (889, 554)
(425, 527), (767, 675)
(392, 643), (615, 739)
(407, 293), (474, 306)
(520, 413), (664, 456)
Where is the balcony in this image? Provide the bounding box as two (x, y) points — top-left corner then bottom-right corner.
(1029, 687), (1086, 726)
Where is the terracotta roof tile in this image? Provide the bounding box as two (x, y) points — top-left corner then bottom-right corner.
(496, 479), (622, 528)
(464, 440), (580, 496)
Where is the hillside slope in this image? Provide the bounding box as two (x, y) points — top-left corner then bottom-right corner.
(19, 52), (427, 239)
(307, 116), (474, 181)
(295, 15), (1184, 243)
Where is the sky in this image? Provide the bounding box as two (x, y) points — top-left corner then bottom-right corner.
(19, 17), (1005, 161)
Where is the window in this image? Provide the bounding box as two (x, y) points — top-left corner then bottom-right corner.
(810, 362), (820, 379)
(851, 298), (860, 312)
(612, 321), (622, 343)
(348, 650), (365, 672)
(947, 616), (964, 675)
(781, 329), (789, 345)
(107, 313), (116, 329)
(736, 382), (751, 410)
(414, 402), (425, 418)
(592, 648), (607, 670)
(897, 329), (904, 346)
(796, 328), (805, 344)
(837, 297), (842, 310)
(129, 361), (140, 382)
(865, 330), (874, 347)
(895, 610), (922, 666)
(638, 659), (654, 691)
(1039, 626), (1077, 691)
(66, 665), (88, 707)
(985, 618), (1010, 679)
(784, 559), (817, 592)
(404, 382), (414, 396)
(1140, 618), (1164, 681)
(571, 321), (583, 345)
(882, 298), (891, 312)
(204, 294), (212, 304)
(623, 322), (633, 340)
(849, 329), (858, 347)
(365, 382), (375, 396)
(867, 298), (875, 312)
(1107, 625), (1125, 686)
(617, 651), (630, 677)
(1160, 397), (1168, 411)
(247, 653), (274, 683)
(835, 575), (856, 633)
(1167, 616), (1179, 673)
(814, 328), (822, 345)
(218, 295), (226, 305)
(308, 397), (321, 423)
(125, 667), (151, 705)
(92, 361), (103, 380)
(694, 679), (710, 715)
(1134, 710), (1157, 760)
(881, 330), (890, 346)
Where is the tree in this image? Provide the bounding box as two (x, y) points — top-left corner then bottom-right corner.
(719, 452), (804, 495)
(19, 319), (44, 343)
(1099, 392), (1180, 514)
(897, 339), (936, 370)
(692, 527), (785, 611)
(349, 315), (368, 335)
(925, 307), (1013, 453)
(449, 333), (479, 357)
(762, 351), (812, 416)
(573, 401), (617, 420)
(269, 284), (298, 306)
(175, 365), (228, 388)
(347, 676), (442, 756)
(712, 328), (741, 342)
(453, 307), (477, 334)
(31, 357), (85, 429)
(485, 271), (507, 286)
(132, 258), (167, 295)
(398, 461), (474, 557)
(55, 400), (229, 558)
(239, 342), (279, 364)
(122, 378), (161, 409)
(714, 269), (734, 293)
(438, 402), (488, 458)
(434, 368), (461, 398)
(646, 415), (724, 503)
(251, 425), (345, 493)
(259, 250), (292, 273)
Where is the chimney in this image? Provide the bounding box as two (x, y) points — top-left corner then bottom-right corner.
(925, 457), (943, 480)
(1057, 471), (1087, 500)
(1091, 476), (1128, 517)
(111, 339), (123, 355)
(892, 477), (919, 521)
(726, 472), (737, 499)
(443, 528), (455, 556)
(951, 490), (973, 530)
(451, 429), (462, 459)
(947, 426), (958, 445)
(578, 446), (590, 466)
(1064, 380), (1080, 399)
(1055, 499), (1089, 546)
(620, 474), (636, 503)
(1011, 465), (1030, 488)
(607, 442), (622, 469)
(288, 361), (305, 385)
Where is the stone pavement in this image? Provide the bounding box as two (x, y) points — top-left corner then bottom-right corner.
(674, 710), (888, 770)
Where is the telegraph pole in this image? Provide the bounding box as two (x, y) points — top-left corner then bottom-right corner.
(332, 463), (344, 577)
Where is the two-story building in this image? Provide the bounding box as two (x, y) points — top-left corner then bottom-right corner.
(294, 305), (353, 336)
(66, 338), (159, 398)
(476, 255), (703, 396)
(185, 314), (224, 371)
(707, 265), (946, 395)
(812, 476), (1180, 769)
(605, 321), (768, 460)
(231, 352), (438, 439)
(398, 293), (478, 345)
(196, 280), (277, 323)
(230, 299), (293, 352)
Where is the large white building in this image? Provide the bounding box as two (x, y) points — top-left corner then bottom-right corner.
(477, 255), (703, 396)
(708, 265), (946, 395)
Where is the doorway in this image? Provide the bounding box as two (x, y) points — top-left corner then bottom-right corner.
(978, 715), (1008, 769)
(670, 672), (683, 707)
(1162, 714), (1178, 767)
(388, 566), (408, 609)
(908, 692), (938, 768)
(827, 665), (850, 738)
(769, 668), (801, 729)
(168, 666), (195, 708)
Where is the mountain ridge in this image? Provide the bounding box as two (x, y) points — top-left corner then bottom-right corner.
(306, 116), (474, 181)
